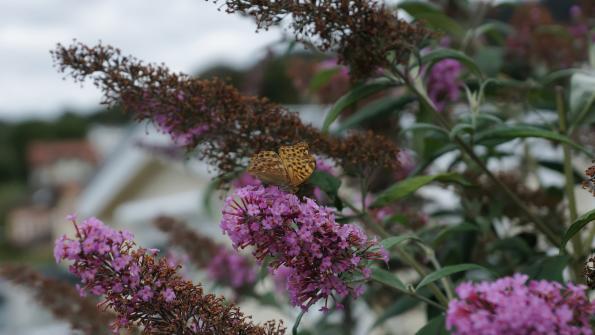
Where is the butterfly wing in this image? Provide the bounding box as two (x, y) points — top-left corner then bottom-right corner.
(279, 142), (316, 187)
(248, 150), (290, 186)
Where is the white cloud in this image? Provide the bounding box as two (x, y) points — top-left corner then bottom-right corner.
(0, 0), (282, 120)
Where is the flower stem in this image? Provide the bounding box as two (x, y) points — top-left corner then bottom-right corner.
(342, 199), (450, 306)
(395, 69), (561, 247)
(556, 87), (585, 278)
(371, 277), (446, 311)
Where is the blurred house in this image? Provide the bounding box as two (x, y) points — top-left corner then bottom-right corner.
(27, 140), (97, 189)
(6, 140), (97, 246)
(72, 124), (215, 247)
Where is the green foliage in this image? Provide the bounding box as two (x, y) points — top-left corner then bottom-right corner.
(415, 315), (450, 335)
(416, 264), (489, 290)
(372, 173), (470, 208)
(522, 255), (570, 283)
(321, 78), (396, 132)
(560, 209), (595, 252)
(371, 267), (407, 291)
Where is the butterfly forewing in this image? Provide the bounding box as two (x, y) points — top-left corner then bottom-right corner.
(248, 151), (290, 186)
(279, 142), (316, 187)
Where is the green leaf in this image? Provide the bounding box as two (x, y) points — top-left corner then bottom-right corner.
(414, 13), (465, 38)
(560, 208), (595, 251)
(307, 171), (341, 195)
(569, 72), (595, 131)
(488, 237), (534, 260)
(449, 123), (474, 140)
(473, 21), (513, 38)
(474, 47), (503, 77)
(321, 78), (395, 132)
(475, 125), (592, 156)
(382, 214), (410, 226)
(416, 315), (450, 335)
(421, 48), (483, 79)
(372, 173), (470, 207)
(398, 1), (442, 16)
(537, 159), (584, 183)
(371, 295), (420, 329)
(411, 144), (458, 177)
(523, 255), (570, 283)
(309, 67), (340, 92)
(416, 264), (488, 290)
(381, 235), (423, 250)
(371, 267), (407, 291)
(433, 223), (479, 245)
(335, 96), (415, 133)
(540, 68), (582, 86)
(401, 123), (449, 137)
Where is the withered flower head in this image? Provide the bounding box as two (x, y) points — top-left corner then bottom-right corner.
(581, 161), (595, 196)
(219, 0), (430, 80)
(585, 255), (595, 289)
(0, 264), (114, 334)
(52, 42), (400, 179)
(155, 216), (220, 268)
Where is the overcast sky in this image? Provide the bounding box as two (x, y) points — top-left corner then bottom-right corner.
(0, 0), (282, 121)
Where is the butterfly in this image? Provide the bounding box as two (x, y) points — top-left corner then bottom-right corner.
(248, 142), (316, 193)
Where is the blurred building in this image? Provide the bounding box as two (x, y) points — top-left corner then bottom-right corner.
(72, 124), (215, 247)
(27, 140), (97, 189)
(6, 140), (97, 246)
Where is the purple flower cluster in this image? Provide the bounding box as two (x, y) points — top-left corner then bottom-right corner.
(220, 185), (387, 311)
(446, 274), (595, 335)
(54, 215), (290, 334)
(427, 59), (462, 112)
(206, 246), (257, 289)
(232, 172), (262, 189)
(54, 216), (179, 332)
(154, 110), (209, 146)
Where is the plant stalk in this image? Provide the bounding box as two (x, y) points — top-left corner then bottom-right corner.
(556, 87), (584, 272)
(397, 70), (562, 246)
(343, 199), (450, 306)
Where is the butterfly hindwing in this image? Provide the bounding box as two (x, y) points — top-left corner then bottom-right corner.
(279, 142), (316, 187)
(248, 150), (290, 186)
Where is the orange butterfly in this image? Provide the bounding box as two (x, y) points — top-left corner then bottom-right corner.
(248, 142), (316, 193)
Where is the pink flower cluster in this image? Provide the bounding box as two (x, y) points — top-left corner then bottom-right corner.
(54, 216), (179, 332)
(427, 59), (462, 112)
(446, 274), (595, 335)
(220, 185), (387, 311)
(206, 246), (257, 289)
(232, 172), (262, 189)
(154, 110), (209, 146)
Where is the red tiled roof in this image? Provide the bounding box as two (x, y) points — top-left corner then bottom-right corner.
(27, 140), (97, 167)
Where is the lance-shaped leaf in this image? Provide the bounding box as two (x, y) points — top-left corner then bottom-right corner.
(321, 78), (395, 132)
(335, 95), (415, 133)
(416, 263), (489, 290)
(560, 208), (595, 252)
(415, 315), (449, 335)
(475, 125), (592, 156)
(372, 173), (470, 207)
(371, 267), (407, 291)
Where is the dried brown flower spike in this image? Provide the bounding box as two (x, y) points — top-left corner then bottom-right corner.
(584, 255), (595, 288)
(52, 42), (400, 179)
(220, 0), (430, 80)
(0, 264), (114, 334)
(581, 161), (595, 196)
